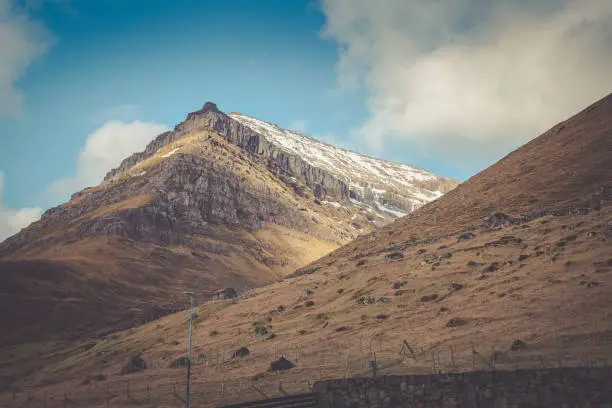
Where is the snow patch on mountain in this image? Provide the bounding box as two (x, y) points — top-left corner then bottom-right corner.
(228, 113), (438, 192)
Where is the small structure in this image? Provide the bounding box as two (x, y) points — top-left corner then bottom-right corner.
(212, 287), (237, 300)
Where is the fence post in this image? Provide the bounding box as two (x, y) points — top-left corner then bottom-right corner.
(431, 350), (436, 373)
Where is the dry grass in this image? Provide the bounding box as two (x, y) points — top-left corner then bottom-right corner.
(2, 209), (611, 407)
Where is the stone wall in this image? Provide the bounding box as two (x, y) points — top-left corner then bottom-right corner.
(313, 367), (612, 407)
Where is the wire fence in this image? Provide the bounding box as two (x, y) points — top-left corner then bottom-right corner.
(3, 339), (610, 408)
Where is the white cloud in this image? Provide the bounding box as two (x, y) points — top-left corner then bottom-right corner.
(0, 0), (55, 116)
(288, 120), (308, 134)
(0, 171), (42, 242)
(322, 0), (612, 167)
(45, 120), (169, 201)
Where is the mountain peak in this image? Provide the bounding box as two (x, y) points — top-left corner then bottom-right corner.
(201, 101), (220, 112)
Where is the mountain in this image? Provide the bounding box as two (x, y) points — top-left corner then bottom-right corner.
(3, 93), (607, 406)
(0, 102), (457, 346)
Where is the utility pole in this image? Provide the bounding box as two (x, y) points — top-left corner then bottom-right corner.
(184, 291), (196, 408)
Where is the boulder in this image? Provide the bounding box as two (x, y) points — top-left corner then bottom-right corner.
(231, 347), (250, 359)
(120, 353), (148, 374)
(269, 357), (295, 372)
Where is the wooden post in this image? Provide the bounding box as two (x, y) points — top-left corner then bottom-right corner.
(450, 345), (456, 370)
(472, 345), (476, 369)
(432, 350), (436, 373)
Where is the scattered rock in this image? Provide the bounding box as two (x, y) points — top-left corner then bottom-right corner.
(392, 282), (402, 290)
(511, 340), (527, 351)
(458, 232), (476, 241)
(305, 300), (315, 307)
(277, 305), (285, 312)
(486, 236), (522, 247)
(386, 252), (404, 261)
(357, 296), (376, 305)
(254, 326), (269, 336)
(293, 305), (303, 310)
(336, 289), (344, 294)
(231, 347), (250, 359)
(210, 330), (218, 337)
(438, 245), (448, 250)
(266, 333), (277, 340)
(378, 297), (391, 303)
(304, 289), (314, 296)
(448, 283), (464, 291)
(335, 326), (350, 332)
(420, 294), (438, 302)
(269, 357), (295, 372)
(316, 313), (328, 321)
(376, 314), (388, 320)
(518, 254), (530, 262)
(439, 307), (450, 312)
(120, 353), (147, 374)
(483, 262), (500, 273)
(439, 252), (453, 259)
(467, 261), (484, 268)
(445, 318), (467, 328)
(356, 259), (367, 266)
(297, 329), (306, 335)
(587, 281), (601, 288)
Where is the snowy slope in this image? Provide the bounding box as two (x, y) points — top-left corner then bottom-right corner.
(228, 113), (456, 218)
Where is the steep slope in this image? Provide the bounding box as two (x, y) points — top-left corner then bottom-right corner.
(3, 93), (609, 407)
(228, 113), (458, 217)
(0, 102), (456, 347)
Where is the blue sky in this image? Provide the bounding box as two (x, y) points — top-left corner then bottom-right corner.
(1, 0), (611, 240)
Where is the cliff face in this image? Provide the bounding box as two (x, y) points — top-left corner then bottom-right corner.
(104, 102), (459, 221)
(0, 101), (459, 345)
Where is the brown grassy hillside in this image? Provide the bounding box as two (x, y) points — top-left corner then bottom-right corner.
(1, 94), (611, 407)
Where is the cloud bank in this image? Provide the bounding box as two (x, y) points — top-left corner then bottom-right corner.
(321, 0), (612, 170)
(0, 171), (42, 242)
(0, 0), (55, 116)
(45, 120), (170, 201)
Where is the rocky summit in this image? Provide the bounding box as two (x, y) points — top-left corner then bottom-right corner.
(0, 102), (457, 346)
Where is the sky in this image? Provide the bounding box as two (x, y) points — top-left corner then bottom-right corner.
(1, 0), (612, 241)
